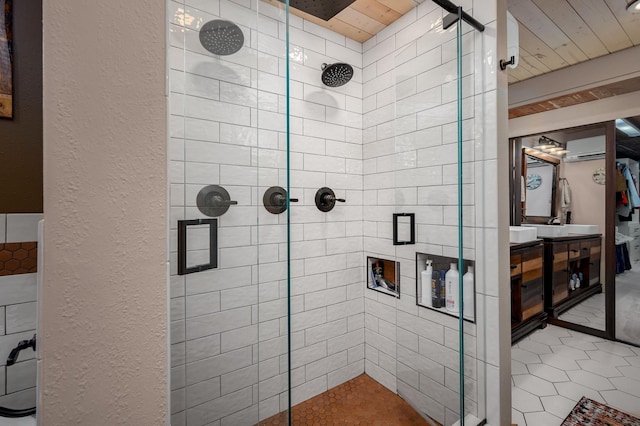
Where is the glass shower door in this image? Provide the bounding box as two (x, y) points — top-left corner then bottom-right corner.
(387, 2), (486, 425)
(168, 0), (290, 424)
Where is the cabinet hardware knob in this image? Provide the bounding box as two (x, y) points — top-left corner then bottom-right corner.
(510, 264), (517, 269)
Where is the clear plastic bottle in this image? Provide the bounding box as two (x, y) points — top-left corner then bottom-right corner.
(446, 263), (459, 313)
(463, 265), (475, 320)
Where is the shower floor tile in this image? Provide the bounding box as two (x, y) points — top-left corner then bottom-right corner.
(258, 374), (433, 426)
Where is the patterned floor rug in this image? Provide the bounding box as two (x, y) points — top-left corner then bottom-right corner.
(562, 396), (640, 425)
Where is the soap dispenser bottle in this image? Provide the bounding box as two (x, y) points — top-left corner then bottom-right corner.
(445, 263), (459, 313)
(431, 270), (442, 308)
(463, 265), (474, 320)
(440, 270), (447, 307)
(421, 260), (433, 306)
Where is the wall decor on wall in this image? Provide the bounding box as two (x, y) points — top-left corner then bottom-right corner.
(526, 173), (542, 190)
(0, 0), (12, 119)
(593, 167), (605, 185)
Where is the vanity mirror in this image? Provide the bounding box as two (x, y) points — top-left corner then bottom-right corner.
(509, 122), (612, 340)
(511, 143), (560, 225)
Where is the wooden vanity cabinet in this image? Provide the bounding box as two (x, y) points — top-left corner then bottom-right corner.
(543, 234), (602, 318)
(511, 240), (547, 342)
(550, 242), (568, 305)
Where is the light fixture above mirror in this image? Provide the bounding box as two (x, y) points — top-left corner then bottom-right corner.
(535, 136), (570, 157)
(627, 0), (640, 14)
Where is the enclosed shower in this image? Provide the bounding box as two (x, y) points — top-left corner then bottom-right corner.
(169, 0), (504, 424)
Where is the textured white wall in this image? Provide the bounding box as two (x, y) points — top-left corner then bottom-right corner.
(41, 1), (168, 424)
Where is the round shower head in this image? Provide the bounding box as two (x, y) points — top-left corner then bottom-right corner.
(199, 20), (245, 56)
(321, 63), (353, 87)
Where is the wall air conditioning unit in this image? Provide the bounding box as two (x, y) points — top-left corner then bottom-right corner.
(563, 135), (606, 162)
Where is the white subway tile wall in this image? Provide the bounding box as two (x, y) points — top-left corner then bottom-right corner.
(0, 214), (40, 409)
(170, 0), (364, 424)
(361, 1), (500, 425)
(170, 0), (500, 424)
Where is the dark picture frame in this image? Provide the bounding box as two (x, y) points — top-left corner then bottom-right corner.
(0, 0), (12, 119)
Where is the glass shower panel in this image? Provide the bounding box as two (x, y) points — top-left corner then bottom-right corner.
(387, 3), (483, 425)
(285, 0), (366, 419)
(168, 0), (290, 424)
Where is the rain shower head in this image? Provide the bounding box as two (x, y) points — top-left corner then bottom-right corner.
(321, 63), (353, 87)
(199, 20), (244, 56)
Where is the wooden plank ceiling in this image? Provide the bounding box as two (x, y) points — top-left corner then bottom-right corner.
(261, 0), (639, 86)
(260, 0), (422, 43)
(507, 0), (640, 84)
(261, 0), (639, 115)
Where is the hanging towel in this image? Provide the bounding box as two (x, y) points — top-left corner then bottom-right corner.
(560, 178), (571, 209)
(623, 166), (640, 208)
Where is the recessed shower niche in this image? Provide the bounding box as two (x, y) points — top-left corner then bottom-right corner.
(367, 256), (400, 298)
(416, 252), (475, 322)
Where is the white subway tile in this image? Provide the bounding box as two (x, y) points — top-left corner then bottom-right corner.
(185, 376), (220, 409)
(186, 292), (221, 318)
(0, 274), (37, 306)
(6, 359), (35, 393)
(186, 95), (252, 126)
(221, 364), (257, 396)
(221, 325), (257, 352)
(5, 303), (36, 335)
(5, 214), (42, 243)
(186, 306), (252, 340)
(303, 119), (345, 141)
(0, 388), (35, 413)
(363, 36), (395, 68)
(185, 0), (220, 15)
(221, 286), (257, 310)
(186, 387), (253, 425)
(325, 41), (362, 68)
(291, 308), (327, 333)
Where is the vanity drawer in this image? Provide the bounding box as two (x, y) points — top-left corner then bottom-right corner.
(569, 243), (581, 260)
(522, 246), (543, 282)
(580, 241), (591, 256)
(510, 253), (522, 277)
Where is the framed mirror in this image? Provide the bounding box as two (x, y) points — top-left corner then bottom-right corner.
(513, 147), (560, 224)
